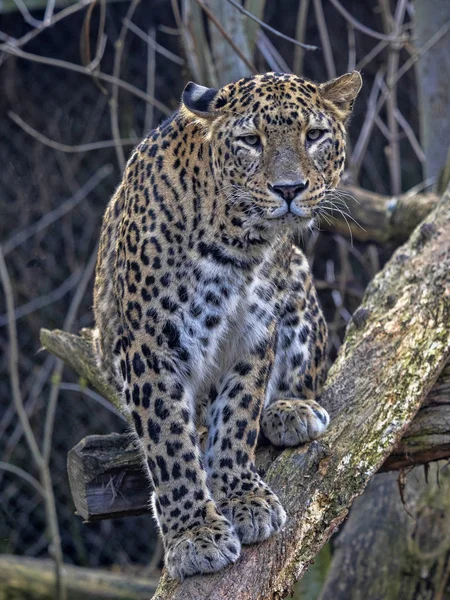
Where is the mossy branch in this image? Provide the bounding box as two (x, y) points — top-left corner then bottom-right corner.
(40, 186), (450, 599)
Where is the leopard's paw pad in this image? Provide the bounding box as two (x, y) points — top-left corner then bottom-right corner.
(261, 399), (329, 447)
(165, 518), (241, 580)
(218, 486), (286, 545)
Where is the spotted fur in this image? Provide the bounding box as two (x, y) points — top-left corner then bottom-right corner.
(93, 71), (361, 579)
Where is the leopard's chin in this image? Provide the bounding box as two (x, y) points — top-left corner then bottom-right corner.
(264, 212), (315, 233)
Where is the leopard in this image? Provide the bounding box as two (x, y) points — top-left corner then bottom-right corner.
(93, 70), (362, 580)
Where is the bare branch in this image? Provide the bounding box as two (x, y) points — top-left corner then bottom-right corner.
(42, 247), (99, 463)
(394, 107), (426, 164)
(257, 31), (290, 73)
(59, 383), (126, 422)
(293, 0), (310, 75)
(355, 38), (389, 71)
(351, 69), (385, 179)
(0, 555), (159, 599)
(328, 0), (404, 42)
(224, 0), (318, 50)
(0, 270), (81, 327)
(9, 111), (139, 153)
(0, 0), (96, 64)
(145, 26), (156, 134)
(0, 247), (66, 600)
(110, 0), (141, 171)
(313, 0), (336, 78)
(392, 20), (450, 86)
(3, 165), (113, 256)
(0, 460), (45, 496)
(44, 0), (56, 25)
(0, 248), (44, 469)
(12, 0), (43, 28)
(125, 19), (185, 65)
(1, 45), (172, 115)
(347, 22), (356, 72)
(379, 0), (408, 195)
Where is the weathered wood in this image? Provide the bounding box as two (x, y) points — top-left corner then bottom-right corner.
(40, 327), (121, 413)
(319, 462), (450, 600)
(67, 433), (148, 521)
(381, 362), (450, 471)
(67, 434), (281, 521)
(67, 361), (450, 521)
(149, 187), (450, 599)
(0, 555), (158, 600)
(320, 185), (439, 244)
(39, 185), (450, 600)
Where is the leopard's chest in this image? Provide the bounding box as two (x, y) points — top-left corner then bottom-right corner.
(191, 266), (284, 397)
(173, 240), (292, 391)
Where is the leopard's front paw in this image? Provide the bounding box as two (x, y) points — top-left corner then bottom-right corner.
(165, 518), (241, 580)
(261, 398), (329, 447)
(217, 483), (286, 545)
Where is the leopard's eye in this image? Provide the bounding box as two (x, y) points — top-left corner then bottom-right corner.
(239, 134), (261, 148)
(306, 129), (324, 142)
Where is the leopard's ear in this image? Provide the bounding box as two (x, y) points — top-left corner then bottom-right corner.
(182, 82), (220, 118)
(320, 71), (362, 118)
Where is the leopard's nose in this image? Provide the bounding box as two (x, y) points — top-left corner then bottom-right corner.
(268, 181), (309, 204)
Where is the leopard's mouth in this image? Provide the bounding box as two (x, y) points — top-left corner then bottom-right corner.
(267, 202), (313, 221)
(262, 211), (315, 234)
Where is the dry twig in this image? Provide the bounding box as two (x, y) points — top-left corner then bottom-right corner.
(313, 0), (336, 78)
(110, 0), (141, 171)
(0, 248), (66, 600)
(1, 45), (171, 115)
(224, 0), (318, 50)
(9, 111), (139, 154)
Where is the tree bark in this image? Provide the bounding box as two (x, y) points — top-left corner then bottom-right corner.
(208, 0), (252, 86)
(319, 462), (450, 600)
(0, 555), (158, 600)
(40, 326), (121, 413)
(414, 0), (450, 182)
(149, 186), (450, 600)
(382, 362), (450, 471)
(40, 185), (450, 599)
(64, 359), (450, 522)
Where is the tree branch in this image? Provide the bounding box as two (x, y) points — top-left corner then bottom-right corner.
(149, 186), (450, 598)
(62, 359), (450, 522)
(40, 185), (450, 598)
(320, 185), (439, 244)
(0, 555), (158, 600)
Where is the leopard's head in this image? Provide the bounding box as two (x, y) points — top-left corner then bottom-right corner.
(182, 71), (361, 235)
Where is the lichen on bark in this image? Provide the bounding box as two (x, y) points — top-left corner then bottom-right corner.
(40, 187), (450, 600)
